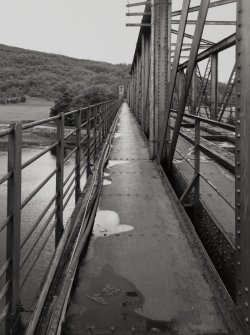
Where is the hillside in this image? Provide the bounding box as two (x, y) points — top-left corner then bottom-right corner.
(0, 44), (130, 103)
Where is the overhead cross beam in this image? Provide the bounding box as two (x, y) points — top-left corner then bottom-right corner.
(172, 0), (236, 17)
(178, 33), (236, 70)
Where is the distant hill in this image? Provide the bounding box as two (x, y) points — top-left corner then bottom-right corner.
(0, 44), (130, 103)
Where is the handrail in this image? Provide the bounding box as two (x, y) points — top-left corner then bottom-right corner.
(171, 109), (235, 131)
(0, 98), (122, 333)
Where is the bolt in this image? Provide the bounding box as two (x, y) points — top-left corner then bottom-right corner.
(110, 327), (115, 334)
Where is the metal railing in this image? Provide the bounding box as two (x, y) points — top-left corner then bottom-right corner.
(169, 108), (236, 297)
(0, 99), (121, 333)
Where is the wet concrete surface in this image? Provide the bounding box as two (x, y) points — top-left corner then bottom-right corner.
(62, 103), (232, 334)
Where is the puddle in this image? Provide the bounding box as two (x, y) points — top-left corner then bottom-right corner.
(93, 209), (134, 238)
(64, 265), (178, 334)
(218, 166), (234, 182)
(216, 141), (235, 154)
(187, 147), (210, 162)
(114, 133), (122, 139)
(107, 160), (130, 169)
(103, 179), (112, 186)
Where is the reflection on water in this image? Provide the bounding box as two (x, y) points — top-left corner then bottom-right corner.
(0, 143), (77, 316)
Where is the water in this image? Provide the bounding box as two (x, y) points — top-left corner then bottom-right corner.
(0, 142), (78, 316)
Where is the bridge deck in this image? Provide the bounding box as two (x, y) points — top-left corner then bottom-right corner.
(62, 104), (237, 335)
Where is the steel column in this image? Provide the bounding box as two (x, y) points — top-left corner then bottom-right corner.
(210, 53), (218, 120)
(149, 0), (156, 158)
(191, 69), (197, 114)
(235, 0), (250, 329)
(6, 123), (22, 334)
(75, 110), (81, 204)
(55, 114), (65, 246)
(144, 33), (150, 137)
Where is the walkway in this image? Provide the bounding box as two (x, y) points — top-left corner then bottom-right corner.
(62, 103), (239, 335)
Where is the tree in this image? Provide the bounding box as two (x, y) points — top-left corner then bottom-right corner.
(50, 91), (74, 125)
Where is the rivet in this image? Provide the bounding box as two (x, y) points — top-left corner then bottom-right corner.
(237, 93), (241, 97)
(245, 317), (249, 323)
(237, 246), (241, 251)
(237, 161), (240, 166)
(237, 106), (241, 111)
(237, 216), (241, 221)
(237, 134), (240, 138)
(237, 261), (241, 266)
(237, 189), (241, 194)
(238, 291), (242, 296)
(237, 203), (241, 207)
(245, 302), (249, 308)
(237, 120), (241, 125)
(237, 175), (241, 179)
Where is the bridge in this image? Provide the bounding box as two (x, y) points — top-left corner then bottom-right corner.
(0, 0), (250, 334)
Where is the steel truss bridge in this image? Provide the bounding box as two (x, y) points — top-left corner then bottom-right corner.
(1, 0), (250, 334)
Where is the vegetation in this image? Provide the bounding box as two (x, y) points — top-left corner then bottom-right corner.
(0, 43), (130, 105)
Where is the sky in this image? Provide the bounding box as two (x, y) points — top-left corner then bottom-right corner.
(0, 0), (236, 81)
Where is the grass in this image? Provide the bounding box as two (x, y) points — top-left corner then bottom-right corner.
(0, 97), (54, 123)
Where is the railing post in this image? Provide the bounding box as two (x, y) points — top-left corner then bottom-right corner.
(6, 122), (22, 334)
(75, 109), (81, 204)
(104, 102), (108, 138)
(86, 108), (91, 178)
(194, 118), (200, 221)
(55, 113), (64, 247)
(93, 105), (98, 162)
(97, 105), (101, 152)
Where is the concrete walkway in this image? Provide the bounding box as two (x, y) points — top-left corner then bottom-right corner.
(62, 103), (237, 335)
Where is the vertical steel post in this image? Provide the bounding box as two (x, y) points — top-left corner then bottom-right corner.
(136, 54), (140, 121)
(93, 105), (98, 162)
(149, 0), (156, 159)
(144, 34), (150, 137)
(211, 53), (218, 120)
(75, 110), (81, 204)
(235, 0), (250, 329)
(6, 123), (22, 335)
(194, 118), (200, 221)
(155, 0), (172, 162)
(98, 105), (102, 152)
(141, 33), (146, 132)
(86, 108), (91, 178)
(191, 69), (197, 115)
(138, 52), (143, 125)
(55, 113), (64, 246)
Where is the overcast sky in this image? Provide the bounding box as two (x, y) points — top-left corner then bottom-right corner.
(0, 0), (236, 81)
